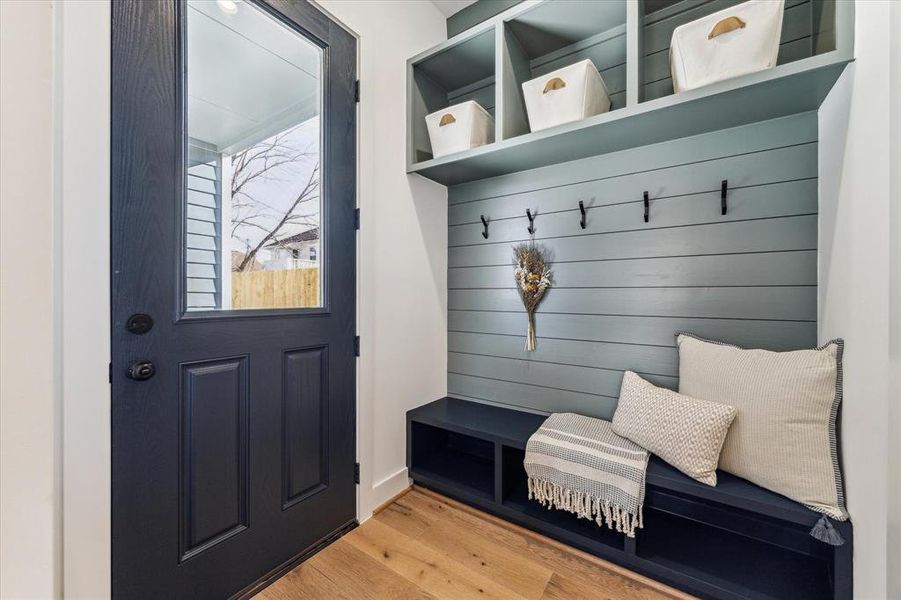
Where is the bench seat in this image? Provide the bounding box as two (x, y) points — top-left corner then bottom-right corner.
(407, 396), (852, 600)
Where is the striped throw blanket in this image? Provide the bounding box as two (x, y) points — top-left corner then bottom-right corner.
(525, 413), (649, 537)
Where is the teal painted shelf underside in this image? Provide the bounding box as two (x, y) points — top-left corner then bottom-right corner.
(409, 56), (849, 186)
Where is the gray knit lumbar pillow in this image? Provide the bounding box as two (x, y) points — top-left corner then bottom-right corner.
(612, 371), (737, 486)
(676, 333), (847, 520)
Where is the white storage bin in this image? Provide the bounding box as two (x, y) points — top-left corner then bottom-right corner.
(670, 0), (785, 93)
(522, 59), (610, 132)
(425, 101), (494, 159)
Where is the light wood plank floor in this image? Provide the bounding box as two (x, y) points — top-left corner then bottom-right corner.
(255, 487), (692, 600)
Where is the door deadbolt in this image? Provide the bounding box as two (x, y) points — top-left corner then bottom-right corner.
(126, 360), (156, 381)
(126, 313), (154, 334)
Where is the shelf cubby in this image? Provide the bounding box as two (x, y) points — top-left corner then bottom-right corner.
(499, 1), (629, 140)
(405, 0), (853, 185)
(408, 27), (496, 163)
(409, 421), (495, 501)
(500, 445), (625, 551)
(637, 508), (834, 600)
(639, 0), (841, 103)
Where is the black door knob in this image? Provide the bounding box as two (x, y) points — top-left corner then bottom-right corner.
(126, 360), (156, 381)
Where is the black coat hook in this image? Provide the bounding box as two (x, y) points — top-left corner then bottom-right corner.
(721, 179), (728, 215)
(480, 215), (489, 239)
(526, 209), (535, 235)
(579, 201), (586, 229)
(643, 191), (650, 223)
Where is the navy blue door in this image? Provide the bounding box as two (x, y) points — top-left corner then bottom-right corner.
(111, 1), (356, 597)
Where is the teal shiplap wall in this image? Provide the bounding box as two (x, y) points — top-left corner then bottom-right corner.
(446, 112), (818, 419)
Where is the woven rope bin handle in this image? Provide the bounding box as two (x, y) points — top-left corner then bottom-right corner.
(542, 77), (566, 93)
(438, 113), (456, 127)
(708, 15), (746, 39)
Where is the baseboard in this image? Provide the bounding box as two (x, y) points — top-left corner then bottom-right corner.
(229, 519), (357, 600)
(361, 467), (410, 520)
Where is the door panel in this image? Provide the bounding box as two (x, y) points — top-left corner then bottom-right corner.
(179, 357), (249, 562)
(111, 1), (356, 597)
(282, 346), (328, 508)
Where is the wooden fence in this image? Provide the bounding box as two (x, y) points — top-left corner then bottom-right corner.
(231, 268), (320, 309)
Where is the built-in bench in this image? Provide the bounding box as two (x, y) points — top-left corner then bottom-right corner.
(407, 397), (852, 600)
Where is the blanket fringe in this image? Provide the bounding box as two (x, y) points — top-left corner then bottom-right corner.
(528, 477), (643, 538)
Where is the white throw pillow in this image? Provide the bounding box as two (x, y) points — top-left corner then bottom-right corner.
(677, 333), (847, 519)
(612, 371), (736, 486)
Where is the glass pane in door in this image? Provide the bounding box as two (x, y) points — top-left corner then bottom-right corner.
(184, 0), (323, 311)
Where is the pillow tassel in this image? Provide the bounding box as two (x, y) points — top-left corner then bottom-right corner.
(810, 515), (845, 546)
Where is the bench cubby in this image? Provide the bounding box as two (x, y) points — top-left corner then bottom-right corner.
(407, 396), (852, 600)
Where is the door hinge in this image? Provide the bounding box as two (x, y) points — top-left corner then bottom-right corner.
(354, 207), (360, 230)
(108, 362), (112, 384)
(354, 462), (360, 485)
(354, 80), (360, 103)
(354, 336), (360, 357)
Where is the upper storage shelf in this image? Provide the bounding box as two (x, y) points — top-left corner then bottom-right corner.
(406, 0), (853, 186)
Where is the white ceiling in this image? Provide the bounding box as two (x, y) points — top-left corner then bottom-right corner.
(431, 0), (478, 18)
(187, 0), (321, 154)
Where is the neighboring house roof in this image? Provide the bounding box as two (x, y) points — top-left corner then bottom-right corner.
(266, 227), (320, 248)
(231, 250), (263, 272)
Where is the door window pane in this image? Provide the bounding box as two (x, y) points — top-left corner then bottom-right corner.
(185, 0), (323, 311)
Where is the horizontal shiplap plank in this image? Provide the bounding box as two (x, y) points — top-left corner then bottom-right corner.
(450, 250), (817, 288)
(449, 112), (816, 203)
(186, 249), (217, 265)
(450, 215), (816, 267)
(449, 83), (495, 112)
(449, 352), (678, 398)
(448, 286), (816, 321)
(449, 141), (816, 224)
(448, 311), (816, 350)
(448, 373), (619, 420)
(532, 29), (626, 75)
(450, 179), (816, 244)
(449, 331), (680, 376)
(450, 143), (816, 225)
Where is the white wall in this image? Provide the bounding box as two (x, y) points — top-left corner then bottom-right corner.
(0, 1), (62, 598)
(818, 1), (896, 598)
(314, 0), (449, 518)
(888, 3), (901, 598)
(57, 2), (112, 598)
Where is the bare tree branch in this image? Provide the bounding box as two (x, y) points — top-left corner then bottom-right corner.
(234, 164), (320, 272)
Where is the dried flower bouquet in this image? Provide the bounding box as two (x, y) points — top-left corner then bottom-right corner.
(513, 243), (552, 351)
